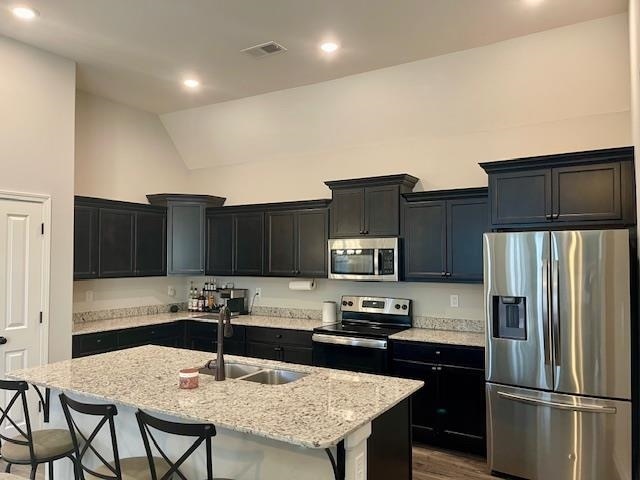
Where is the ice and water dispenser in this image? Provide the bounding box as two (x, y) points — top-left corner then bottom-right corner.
(492, 296), (527, 340)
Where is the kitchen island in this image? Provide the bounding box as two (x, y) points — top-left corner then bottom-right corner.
(8, 345), (422, 479)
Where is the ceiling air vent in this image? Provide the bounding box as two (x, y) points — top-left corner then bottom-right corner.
(241, 41), (287, 59)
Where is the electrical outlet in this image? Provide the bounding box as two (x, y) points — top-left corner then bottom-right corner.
(450, 294), (459, 308)
(85, 290), (94, 302)
(255, 288), (262, 297)
(167, 286), (176, 297)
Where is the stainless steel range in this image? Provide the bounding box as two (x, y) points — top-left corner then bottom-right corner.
(484, 230), (632, 480)
(312, 295), (412, 374)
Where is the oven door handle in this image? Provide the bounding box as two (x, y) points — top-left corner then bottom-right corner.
(312, 333), (388, 350)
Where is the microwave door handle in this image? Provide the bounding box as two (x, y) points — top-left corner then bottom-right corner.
(374, 248), (379, 275)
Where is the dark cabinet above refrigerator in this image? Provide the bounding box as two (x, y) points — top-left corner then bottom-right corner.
(402, 188), (488, 283)
(481, 146), (635, 230)
(325, 174), (418, 238)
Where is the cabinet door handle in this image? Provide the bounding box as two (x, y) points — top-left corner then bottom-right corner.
(276, 334), (283, 339)
(441, 271), (446, 276)
(553, 213), (560, 219)
(545, 213), (553, 220)
(431, 366), (436, 371)
(445, 272), (452, 277)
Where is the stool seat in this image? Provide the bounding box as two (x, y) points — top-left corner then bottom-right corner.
(86, 456), (170, 480)
(1, 428), (74, 463)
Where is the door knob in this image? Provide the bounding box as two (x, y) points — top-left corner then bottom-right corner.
(0, 337), (8, 345)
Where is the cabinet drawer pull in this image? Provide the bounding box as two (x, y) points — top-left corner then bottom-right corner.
(276, 334), (283, 339)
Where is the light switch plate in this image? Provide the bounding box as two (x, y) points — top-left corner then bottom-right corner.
(167, 286), (176, 297)
(450, 294), (459, 308)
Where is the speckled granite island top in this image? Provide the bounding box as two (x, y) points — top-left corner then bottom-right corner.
(73, 313), (323, 335)
(8, 345), (422, 449)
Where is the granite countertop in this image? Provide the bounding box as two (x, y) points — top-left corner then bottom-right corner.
(73, 313), (324, 336)
(390, 328), (485, 347)
(8, 345), (422, 449)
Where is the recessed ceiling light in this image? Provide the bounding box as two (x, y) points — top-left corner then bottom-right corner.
(11, 5), (39, 20)
(320, 42), (339, 53)
(523, 0), (544, 6)
(183, 79), (200, 89)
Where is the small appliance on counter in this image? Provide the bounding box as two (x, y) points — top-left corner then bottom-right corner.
(312, 295), (412, 374)
(328, 238), (399, 281)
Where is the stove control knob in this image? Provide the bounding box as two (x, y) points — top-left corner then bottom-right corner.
(402, 304), (408, 310)
(395, 304), (401, 309)
(342, 301), (348, 306)
(348, 301), (354, 306)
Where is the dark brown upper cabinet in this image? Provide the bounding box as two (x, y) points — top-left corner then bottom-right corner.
(205, 214), (233, 276)
(206, 200), (329, 278)
(265, 203), (329, 278)
(325, 174), (418, 238)
(205, 207), (264, 277)
(74, 196), (168, 280)
(481, 147), (635, 230)
(402, 188), (488, 283)
(147, 194), (226, 275)
(234, 212), (264, 276)
(73, 203), (99, 279)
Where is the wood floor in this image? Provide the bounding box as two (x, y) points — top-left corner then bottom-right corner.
(1, 445), (496, 479)
(412, 444), (498, 479)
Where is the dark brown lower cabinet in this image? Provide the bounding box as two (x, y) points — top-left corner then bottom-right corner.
(72, 321), (311, 365)
(244, 326), (313, 365)
(392, 341), (486, 455)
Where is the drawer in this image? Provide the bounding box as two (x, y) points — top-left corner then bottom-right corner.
(118, 324), (179, 348)
(72, 331), (118, 357)
(392, 341), (484, 369)
(245, 326), (312, 347)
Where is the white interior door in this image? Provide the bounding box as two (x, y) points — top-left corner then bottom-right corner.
(0, 196), (47, 435)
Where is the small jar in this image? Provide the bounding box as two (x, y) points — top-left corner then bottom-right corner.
(179, 368), (199, 389)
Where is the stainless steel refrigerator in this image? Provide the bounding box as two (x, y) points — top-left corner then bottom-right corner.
(484, 229), (632, 480)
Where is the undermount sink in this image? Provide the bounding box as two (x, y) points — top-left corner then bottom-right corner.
(199, 362), (262, 379)
(199, 362), (308, 385)
(241, 369), (308, 385)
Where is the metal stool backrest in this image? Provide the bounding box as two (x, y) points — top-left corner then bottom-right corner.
(0, 380), (36, 462)
(59, 393), (123, 480)
(135, 409), (216, 480)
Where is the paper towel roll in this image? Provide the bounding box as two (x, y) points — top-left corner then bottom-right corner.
(288, 279), (316, 291)
(322, 301), (337, 325)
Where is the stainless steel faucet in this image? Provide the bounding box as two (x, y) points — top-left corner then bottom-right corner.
(214, 306), (234, 381)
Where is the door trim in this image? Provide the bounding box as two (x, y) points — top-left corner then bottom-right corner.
(0, 190), (51, 368)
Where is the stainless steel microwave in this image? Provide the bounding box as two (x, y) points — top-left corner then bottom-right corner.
(328, 238), (399, 282)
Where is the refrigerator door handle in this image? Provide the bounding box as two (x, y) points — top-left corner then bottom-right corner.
(551, 258), (561, 366)
(541, 261), (551, 366)
(497, 391), (617, 414)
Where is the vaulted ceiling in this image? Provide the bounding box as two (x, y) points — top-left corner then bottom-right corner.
(0, 0), (627, 113)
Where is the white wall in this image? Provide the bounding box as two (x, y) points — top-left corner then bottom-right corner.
(631, 1), (640, 248)
(73, 92), (192, 312)
(0, 36), (76, 361)
(162, 14), (632, 205)
(197, 276), (483, 321)
(75, 91), (190, 204)
(73, 277), (188, 313)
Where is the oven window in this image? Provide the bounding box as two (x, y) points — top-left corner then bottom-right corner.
(331, 249), (375, 275)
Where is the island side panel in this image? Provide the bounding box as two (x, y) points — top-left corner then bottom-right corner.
(47, 390), (339, 479)
(367, 398), (412, 480)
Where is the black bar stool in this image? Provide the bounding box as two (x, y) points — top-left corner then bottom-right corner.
(0, 380), (76, 480)
(136, 410), (232, 480)
(59, 394), (170, 480)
